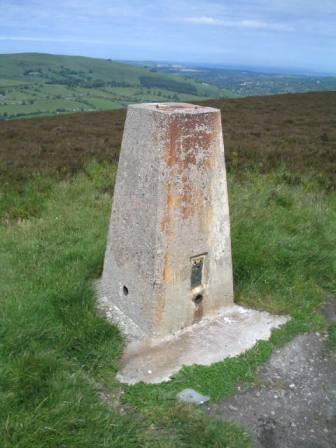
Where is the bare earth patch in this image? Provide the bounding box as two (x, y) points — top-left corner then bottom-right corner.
(208, 332), (336, 448)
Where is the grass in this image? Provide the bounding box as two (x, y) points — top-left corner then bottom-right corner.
(0, 162), (250, 447)
(1, 157), (335, 447)
(1, 92), (335, 446)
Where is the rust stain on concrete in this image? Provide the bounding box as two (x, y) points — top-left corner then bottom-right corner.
(153, 253), (170, 328)
(158, 111), (220, 326)
(163, 253), (171, 283)
(164, 113), (218, 224)
(160, 182), (174, 233)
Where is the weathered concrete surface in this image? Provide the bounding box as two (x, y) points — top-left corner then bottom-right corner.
(98, 103), (233, 340)
(116, 305), (288, 384)
(208, 332), (336, 448)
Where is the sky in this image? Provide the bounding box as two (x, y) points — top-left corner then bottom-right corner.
(1, 0), (336, 74)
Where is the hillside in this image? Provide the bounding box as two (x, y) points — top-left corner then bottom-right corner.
(0, 53), (232, 120)
(1, 91), (335, 448)
(1, 91), (335, 190)
(144, 62), (336, 97)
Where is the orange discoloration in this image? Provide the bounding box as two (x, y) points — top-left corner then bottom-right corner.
(179, 175), (193, 219)
(166, 118), (178, 169)
(158, 111), (220, 319)
(163, 253), (171, 283)
(163, 112), (219, 225)
(160, 182), (175, 233)
(153, 252), (170, 328)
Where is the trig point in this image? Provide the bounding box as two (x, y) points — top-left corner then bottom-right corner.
(100, 103), (233, 338)
(98, 102), (288, 384)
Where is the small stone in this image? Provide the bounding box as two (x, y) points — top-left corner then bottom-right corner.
(147, 370), (152, 374)
(177, 388), (210, 405)
(289, 384), (295, 389)
(256, 391), (261, 397)
(229, 405), (238, 411)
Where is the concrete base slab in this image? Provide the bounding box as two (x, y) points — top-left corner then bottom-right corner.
(116, 305), (289, 384)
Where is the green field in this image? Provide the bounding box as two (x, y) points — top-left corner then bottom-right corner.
(1, 54), (335, 122)
(0, 53), (233, 120)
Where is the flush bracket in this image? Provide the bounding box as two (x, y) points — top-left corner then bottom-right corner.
(190, 254), (207, 290)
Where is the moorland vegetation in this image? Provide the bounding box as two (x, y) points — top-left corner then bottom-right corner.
(0, 92), (335, 447)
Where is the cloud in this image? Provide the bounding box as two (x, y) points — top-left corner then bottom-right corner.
(0, 36), (111, 44)
(183, 16), (224, 25)
(239, 20), (293, 32)
(182, 16), (294, 32)
(0, 0), (334, 72)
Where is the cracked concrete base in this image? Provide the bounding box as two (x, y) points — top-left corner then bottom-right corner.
(116, 305), (289, 384)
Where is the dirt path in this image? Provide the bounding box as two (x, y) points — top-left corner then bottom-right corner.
(208, 331), (336, 447)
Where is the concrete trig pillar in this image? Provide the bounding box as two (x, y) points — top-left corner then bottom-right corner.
(99, 103), (234, 340)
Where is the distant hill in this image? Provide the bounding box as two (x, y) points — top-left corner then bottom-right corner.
(0, 53), (233, 120)
(139, 62), (336, 97)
